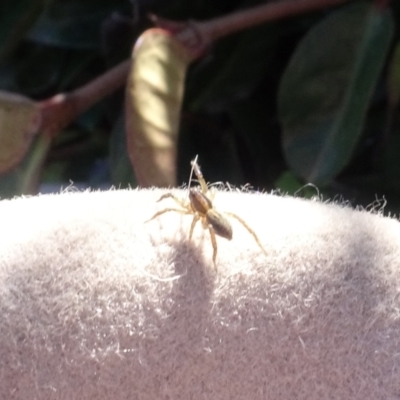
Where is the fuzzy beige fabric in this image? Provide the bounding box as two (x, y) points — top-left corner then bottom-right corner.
(0, 188), (400, 399)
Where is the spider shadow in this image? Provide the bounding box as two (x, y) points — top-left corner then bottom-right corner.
(142, 233), (218, 383)
(165, 234), (217, 303)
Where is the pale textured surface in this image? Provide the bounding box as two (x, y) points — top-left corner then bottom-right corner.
(0, 188), (400, 399)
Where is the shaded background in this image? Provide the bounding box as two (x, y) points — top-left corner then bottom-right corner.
(1, 0), (400, 213)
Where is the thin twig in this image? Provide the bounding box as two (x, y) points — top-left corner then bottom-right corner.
(203, 0), (352, 42)
(151, 0), (353, 55)
(72, 60), (131, 113)
(38, 60), (131, 138)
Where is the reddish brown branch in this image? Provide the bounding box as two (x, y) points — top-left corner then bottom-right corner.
(72, 60), (130, 112)
(38, 60), (130, 138)
(203, 0), (352, 42)
(151, 0), (353, 56)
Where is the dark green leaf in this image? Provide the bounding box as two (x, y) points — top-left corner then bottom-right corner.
(0, 0), (46, 61)
(229, 100), (282, 186)
(274, 170), (304, 195)
(57, 51), (97, 90)
(278, 1), (394, 186)
(28, 0), (128, 49)
(275, 171), (321, 198)
(387, 41), (400, 109)
(383, 135), (400, 195)
(0, 45), (93, 95)
(15, 45), (66, 95)
(189, 24), (278, 112)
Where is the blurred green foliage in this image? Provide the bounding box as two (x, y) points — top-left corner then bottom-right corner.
(1, 0), (400, 213)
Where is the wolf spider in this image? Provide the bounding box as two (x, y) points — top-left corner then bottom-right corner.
(146, 156), (267, 265)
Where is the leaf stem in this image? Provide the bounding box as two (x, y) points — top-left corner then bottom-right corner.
(20, 134), (52, 194)
(203, 0), (352, 42)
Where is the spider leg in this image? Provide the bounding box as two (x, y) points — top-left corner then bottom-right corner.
(145, 208), (190, 223)
(198, 176), (208, 196)
(208, 225), (218, 267)
(207, 187), (216, 201)
(224, 212), (267, 256)
(189, 214), (200, 240)
(157, 193), (190, 210)
(191, 160), (208, 195)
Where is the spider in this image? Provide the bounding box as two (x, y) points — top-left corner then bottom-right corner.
(146, 156), (267, 265)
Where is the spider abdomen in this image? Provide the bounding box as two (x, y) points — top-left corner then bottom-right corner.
(206, 210), (233, 240)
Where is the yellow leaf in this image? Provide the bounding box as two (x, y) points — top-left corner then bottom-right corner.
(0, 91), (40, 174)
(125, 29), (194, 187)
